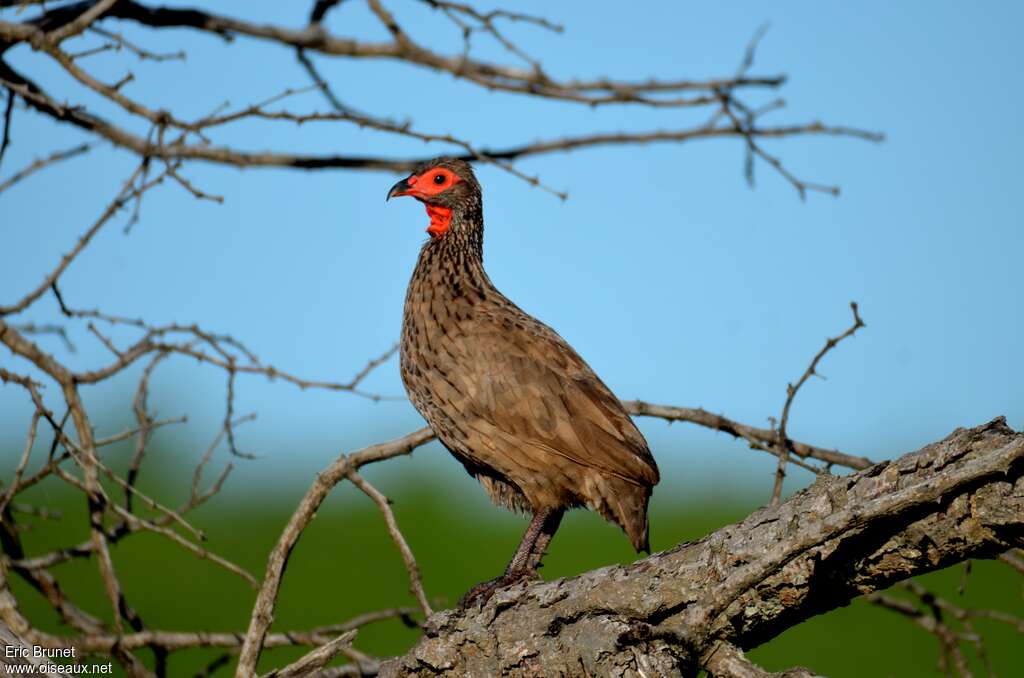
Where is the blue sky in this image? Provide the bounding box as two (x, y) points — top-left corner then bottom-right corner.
(2, 1), (1022, 503)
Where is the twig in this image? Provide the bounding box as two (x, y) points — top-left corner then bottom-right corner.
(106, 503), (257, 588)
(309, 0), (343, 25)
(43, 0), (121, 44)
(190, 414), (251, 506)
(94, 415), (187, 447)
(10, 322), (76, 352)
(0, 86), (14, 169)
(0, 411), (41, 515)
(88, 25), (186, 62)
(8, 503), (61, 521)
(124, 350), (170, 513)
(770, 302), (865, 504)
(50, 460), (256, 588)
(865, 590), (975, 677)
(0, 159), (158, 316)
(0, 143), (91, 195)
(235, 427), (435, 675)
(311, 606), (420, 635)
(259, 630), (356, 678)
(163, 159), (223, 203)
(347, 470), (433, 617)
(623, 400), (873, 471)
(999, 549), (1024, 575)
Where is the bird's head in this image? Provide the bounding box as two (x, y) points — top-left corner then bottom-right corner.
(386, 157), (481, 239)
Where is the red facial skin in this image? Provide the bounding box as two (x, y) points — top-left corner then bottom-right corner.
(396, 167), (461, 238)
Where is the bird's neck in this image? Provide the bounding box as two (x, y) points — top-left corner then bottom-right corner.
(439, 201), (484, 256)
(412, 204), (491, 292)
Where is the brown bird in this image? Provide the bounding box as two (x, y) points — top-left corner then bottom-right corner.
(387, 158), (659, 605)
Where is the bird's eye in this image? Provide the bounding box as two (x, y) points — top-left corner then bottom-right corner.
(433, 173), (446, 185)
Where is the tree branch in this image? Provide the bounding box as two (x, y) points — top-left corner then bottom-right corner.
(0, 1), (882, 200)
(236, 427), (435, 675)
(379, 417), (1024, 677)
(704, 641), (820, 678)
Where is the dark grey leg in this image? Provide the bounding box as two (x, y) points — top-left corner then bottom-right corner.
(459, 508), (566, 608)
(521, 508), (564, 572)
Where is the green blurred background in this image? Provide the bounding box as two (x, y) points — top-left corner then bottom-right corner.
(3, 3), (1023, 675)
(5, 430), (1021, 677)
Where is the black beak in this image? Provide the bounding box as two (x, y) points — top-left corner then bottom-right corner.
(386, 176), (414, 202)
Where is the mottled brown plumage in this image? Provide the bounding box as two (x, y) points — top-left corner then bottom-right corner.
(388, 158), (659, 604)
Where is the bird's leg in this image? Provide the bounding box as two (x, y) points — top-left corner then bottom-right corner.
(522, 508), (564, 572)
(504, 507), (563, 575)
(459, 508), (565, 609)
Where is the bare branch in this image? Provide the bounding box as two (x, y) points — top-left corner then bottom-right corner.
(771, 302), (865, 504)
(0, 1), (881, 202)
(999, 549), (1024, 575)
(865, 590), (974, 677)
(236, 427), (435, 675)
(347, 471), (433, 617)
(622, 400), (873, 470)
(0, 86), (13, 169)
(311, 607), (420, 635)
(42, 0), (120, 44)
(88, 25), (185, 62)
(10, 322), (76, 352)
(0, 411), (40, 515)
(309, 0), (343, 26)
(260, 630), (356, 678)
(0, 159), (157, 316)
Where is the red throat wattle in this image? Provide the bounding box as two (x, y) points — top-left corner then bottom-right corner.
(425, 204), (452, 238)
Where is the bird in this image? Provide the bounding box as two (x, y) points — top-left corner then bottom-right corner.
(387, 157), (660, 606)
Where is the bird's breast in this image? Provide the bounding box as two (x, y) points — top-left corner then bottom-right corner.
(400, 257), (487, 403)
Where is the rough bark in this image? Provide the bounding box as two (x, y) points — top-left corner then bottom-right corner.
(379, 418), (1024, 677)
(0, 619), (56, 672)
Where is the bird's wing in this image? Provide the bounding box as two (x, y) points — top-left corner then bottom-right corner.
(442, 308), (660, 487)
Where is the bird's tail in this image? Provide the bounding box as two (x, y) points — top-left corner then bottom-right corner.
(599, 477), (653, 553)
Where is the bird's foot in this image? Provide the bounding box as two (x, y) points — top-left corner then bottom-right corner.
(458, 568), (536, 609)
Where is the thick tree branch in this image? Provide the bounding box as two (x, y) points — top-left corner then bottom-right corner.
(379, 418), (1024, 677)
(704, 641), (819, 678)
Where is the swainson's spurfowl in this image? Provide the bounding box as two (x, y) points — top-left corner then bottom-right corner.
(387, 158), (659, 605)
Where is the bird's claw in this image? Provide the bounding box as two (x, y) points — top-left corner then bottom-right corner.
(458, 568), (534, 609)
